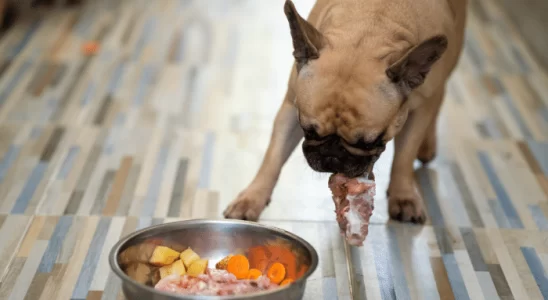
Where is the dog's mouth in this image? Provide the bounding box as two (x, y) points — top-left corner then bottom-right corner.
(302, 138), (382, 177)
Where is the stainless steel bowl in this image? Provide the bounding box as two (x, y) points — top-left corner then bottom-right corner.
(109, 219), (319, 300)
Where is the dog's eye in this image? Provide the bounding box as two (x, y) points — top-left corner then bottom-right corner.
(352, 132), (386, 150)
(303, 128), (321, 140)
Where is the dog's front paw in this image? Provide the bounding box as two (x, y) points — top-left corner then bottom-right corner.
(223, 188), (271, 221)
(387, 184), (427, 224)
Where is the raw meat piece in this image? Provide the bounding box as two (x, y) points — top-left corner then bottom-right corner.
(328, 173), (375, 246)
(154, 268), (278, 296)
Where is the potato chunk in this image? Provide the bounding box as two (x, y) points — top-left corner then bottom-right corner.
(215, 255), (233, 270)
(180, 248), (200, 267)
(187, 259), (208, 277)
(149, 246), (180, 266)
(159, 259), (186, 279)
(172, 259), (187, 275)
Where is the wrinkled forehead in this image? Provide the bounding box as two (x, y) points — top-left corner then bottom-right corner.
(296, 66), (401, 108)
(295, 60), (402, 135)
(298, 54), (400, 99)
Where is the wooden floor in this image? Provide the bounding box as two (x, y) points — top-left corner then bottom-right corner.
(0, 0), (547, 299)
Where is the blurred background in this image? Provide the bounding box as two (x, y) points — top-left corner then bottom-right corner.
(0, 0), (546, 299)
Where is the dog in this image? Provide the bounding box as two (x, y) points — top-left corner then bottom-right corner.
(224, 0), (468, 224)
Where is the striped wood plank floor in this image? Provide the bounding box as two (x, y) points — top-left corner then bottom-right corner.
(0, 0), (547, 299)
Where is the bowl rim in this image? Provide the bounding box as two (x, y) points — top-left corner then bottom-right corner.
(108, 218), (319, 299)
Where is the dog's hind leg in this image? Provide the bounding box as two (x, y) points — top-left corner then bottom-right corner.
(388, 87), (445, 224)
(417, 89), (444, 165)
(223, 90), (303, 221)
(417, 118), (438, 165)
(417, 89), (445, 165)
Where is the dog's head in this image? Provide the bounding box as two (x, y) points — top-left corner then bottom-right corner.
(284, 0), (448, 177)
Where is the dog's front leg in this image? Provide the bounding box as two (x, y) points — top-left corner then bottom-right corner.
(223, 93), (303, 221)
(388, 88), (444, 224)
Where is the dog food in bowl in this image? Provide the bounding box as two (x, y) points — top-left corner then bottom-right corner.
(109, 219), (319, 300)
(119, 239), (309, 297)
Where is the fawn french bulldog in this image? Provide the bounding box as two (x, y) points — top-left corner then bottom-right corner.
(224, 0), (467, 223)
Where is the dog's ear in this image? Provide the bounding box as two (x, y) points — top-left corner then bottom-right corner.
(386, 35), (448, 92)
(284, 0), (325, 71)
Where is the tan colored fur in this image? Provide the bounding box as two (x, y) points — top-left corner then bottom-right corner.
(224, 0), (468, 223)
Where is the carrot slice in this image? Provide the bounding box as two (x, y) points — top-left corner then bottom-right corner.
(247, 268), (262, 280)
(226, 255), (250, 279)
(265, 245), (297, 279)
(267, 262), (286, 284)
(280, 278), (294, 286)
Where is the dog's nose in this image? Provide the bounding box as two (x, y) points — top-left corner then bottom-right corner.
(318, 136), (344, 156)
(324, 156), (344, 170)
(302, 125), (322, 140)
